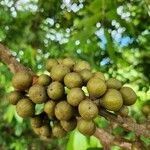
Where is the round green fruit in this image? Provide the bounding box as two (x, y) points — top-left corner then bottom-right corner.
(77, 119), (96, 136)
(73, 60), (91, 72)
(12, 71), (32, 90)
(106, 78), (122, 90)
(50, 64), (70, 82)
(120, 87), (137, 106)
(44, 100), (56, 118)
(29, 84), (47, 104)
(62, 58), (75, 70)
(116, 105), (129, 117)
(45, 59), (58, 72)
(16, 98), (35, 118)
(47, 81), (64, 100)
(40, 125), (51, 137)
(67, 88), (85, 106)
(79, 69), (93, 84)
(37, 74), (51, 86)
(78, 99), (98, 120)
(60, 119), (77, 132)
(8, 91), (23, 105)
(55, 101), (74, 121)
(30, 115), (42, 128)
(101, 89), (123, 111)
(52, 124), (66, 138)
(142, 104), (150, 116)
(93, 72), (105, 81)
(87, 77), (107, 98)
(64, 72), (83, 88)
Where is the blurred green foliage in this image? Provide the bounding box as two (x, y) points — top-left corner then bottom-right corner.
(0, 0), (150, 149)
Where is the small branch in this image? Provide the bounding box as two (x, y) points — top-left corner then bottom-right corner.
(94, 128), (133, 150)
(99, 109), (150, 138)
(0, 43), (34, 75)
(94, 128), (113, 150)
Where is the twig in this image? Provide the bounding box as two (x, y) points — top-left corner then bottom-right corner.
(0, 43), (34, 75)
(94, 128), (113, 150)
(94, 128), (133, 150)
(99, 108), (150, 138)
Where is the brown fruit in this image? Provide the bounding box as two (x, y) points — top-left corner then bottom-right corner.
(8, 91), (23, 105)
(60, 119), (77, 132)
(29, 84), (47, 104)
(45, 59), (58, 72)
(44, 100), (56, 118)
(73, 60), (91, 72)
(52, 124), (66, 138)
(87, 77), (107, 98)
(93, 72), (105, 81)
(79, 69), (93, 84)
(55, 101), (74, 120)
(67, 88), (85, 106)
(40, 125), (51, 137)
(47, 81), (64, 100)
(30, 115), (42, 128)
(78, 99), (98, 120)
(62, 58), (75, 70)
(51, 64), (70, 82)
(16, 98), (35, 118)
(101, 89), (123, 111)
(116, 105), (129, 117)
(12, 71), (32, 90)
(77, 119), (96, 136)
(64, 72), (83, 88)
(120, 87), (137, 106)
(106, 78), (122, 90)
(37, 74), (51, 86)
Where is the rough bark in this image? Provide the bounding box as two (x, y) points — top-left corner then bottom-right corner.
(0, 43), (34, 75)
(100, 109), (150, 138)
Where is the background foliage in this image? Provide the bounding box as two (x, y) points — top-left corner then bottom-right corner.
(0, 0), (150, 149)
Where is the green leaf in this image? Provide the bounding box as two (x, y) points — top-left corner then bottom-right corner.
(124, 132), (135, 141)
(94, 117), (109, 129)
(3, 105), (16, 123)
(67, 130), (101, 150)
(67, 130), (89, 150)
(140, 136), (150, 146)
(89, 136), (101, 148)
(35, 104), (44, 114)
(15, 124), (23, 136)
(111, 146), (121, 150)
(112, 127), (124, 136)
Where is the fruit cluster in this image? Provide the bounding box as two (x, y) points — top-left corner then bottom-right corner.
(8, 58), (137, 139)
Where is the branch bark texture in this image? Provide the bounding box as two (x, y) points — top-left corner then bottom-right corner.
(0, 43), (34, 75)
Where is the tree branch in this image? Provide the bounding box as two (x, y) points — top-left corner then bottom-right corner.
(0, 43), (34, 75)
(99, 108), (150, 138)
(94, 128), (113, 150)
(94, 128), (133, 150)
